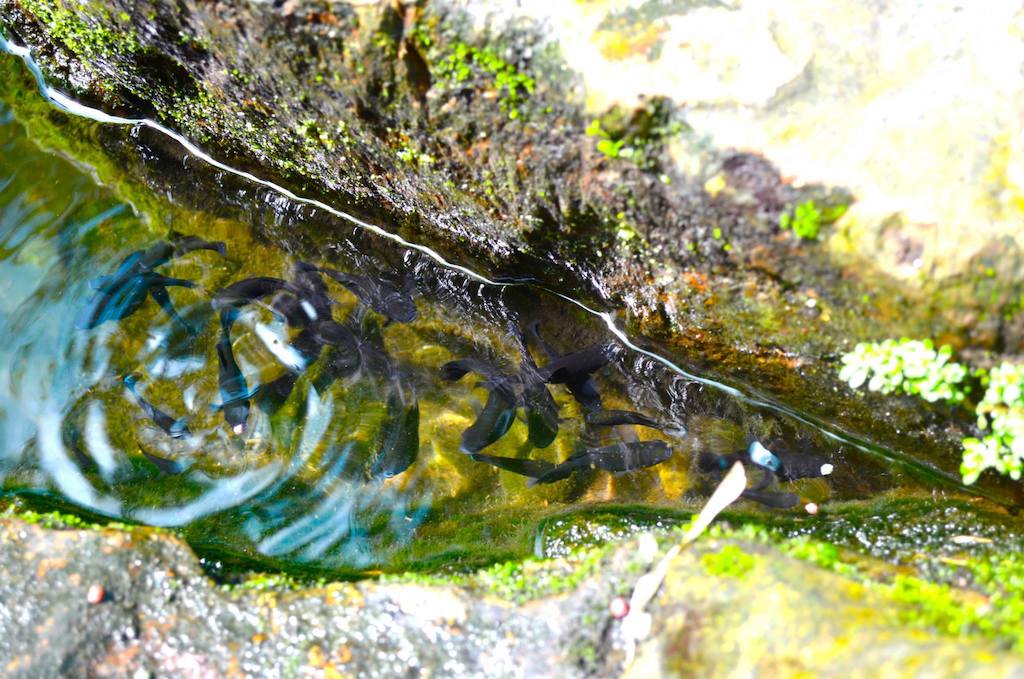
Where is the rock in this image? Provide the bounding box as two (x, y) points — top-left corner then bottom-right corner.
(2, 516), (1023, 677)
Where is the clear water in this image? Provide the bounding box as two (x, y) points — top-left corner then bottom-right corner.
(0, 42), (978, 574)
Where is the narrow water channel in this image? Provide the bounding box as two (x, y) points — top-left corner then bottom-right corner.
(0, 35), (997, 575)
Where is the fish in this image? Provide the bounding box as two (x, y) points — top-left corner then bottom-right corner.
(78, 273), (195, 330)
(122, 373), (190, 438)
(254, 371), (299, 414)
(741, 489), (800, 509)
(698, 441), (833, 483)
(272, 261), (334, 328)
(321, 268), (417, 323)
(439, 358), (517, 400)
(529, 440), (673, 485)
(526, 322), (615, 412)
(585, 409), (663, 430)
(523, 380), (559, 449)
(369, 387), (420, 478)
(460, 388), (518, 453)
(139, 446), (185, 475)
(470, 452), (556, 478)
(215, 333), (251, 435)
(89, 237), (224, 294)
(212, 277), (300, 311)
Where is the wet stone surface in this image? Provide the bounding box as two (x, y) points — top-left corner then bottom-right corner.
(4, 515), (1024, 678)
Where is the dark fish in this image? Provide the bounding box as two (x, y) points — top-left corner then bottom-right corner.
(89, 237), (224, 294)
(215, 333), (251, 434)
(78, 273), (195, 330)
(139, 447), (185, 475)
(370, 388), (420, 478)
(460, 388), (518, 453)
(540, 342), (618, 385)
(255, 372), (299, 414)
(273, 261), (333, 327)
(321, 268), (417, 323)
(700, 442), (833, 483)
(523, 381), (559, 449)
(741, 489), (800, 509)
(527, 322), (614, 412)
(470, 452), (555, 479)
(530, 440), (673, 485)
(585, 409), (663, 430)
(439, 358), (517, 401)
(123, 374), (190, 438)
(212, 277), (299, 311)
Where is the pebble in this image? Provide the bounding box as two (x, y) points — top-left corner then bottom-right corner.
(87, 584), (105, 604)
(609, 596), (630, 619)
(804, 502), (819, 515)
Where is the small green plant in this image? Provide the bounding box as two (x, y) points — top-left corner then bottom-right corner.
(961, 363), (1024, 484)
(838, 338), (968, 404)
(586, 119), (629, 160)
(436, 41), (535, 119)
(585, 99), (683, 169)
(839, 340), (1024, 484)
(701, 544), (755, 578)
(779, 200), (846, 240)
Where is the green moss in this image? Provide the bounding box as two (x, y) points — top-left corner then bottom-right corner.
(18, 0), (139, 66)
(779, 200), (846, 240)
(434, 40), (536, 119)
(700, 544), (755, 578)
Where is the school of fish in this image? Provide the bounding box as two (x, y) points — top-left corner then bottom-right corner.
(76, 237), (834, 508)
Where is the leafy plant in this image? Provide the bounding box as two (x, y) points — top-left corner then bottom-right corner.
(838, 338), (968, 404)
(961, 363), (1024, 484)
(839, 339), (1024, 484)
(779, 200), (847, 240)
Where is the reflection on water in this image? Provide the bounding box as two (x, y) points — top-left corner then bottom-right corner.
(0, 64), (917, 573)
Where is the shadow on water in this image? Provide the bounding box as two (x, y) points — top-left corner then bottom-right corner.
(0, 37), (1012, 576)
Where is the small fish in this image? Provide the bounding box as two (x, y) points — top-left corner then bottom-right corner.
(369, 387), (420, 478)
(439, 358), (516, 400)
(512, 324), (560, 449)
(460, 388), (518, 453)
(470, 452), (556, 479)
(89, 237), (224, 294)
(741, 489), (800, 509)
(123, 373), (190, 438)
(255, 371), (299, 413)
(215, 333), (251, 435)
(273, 261), (333, 327)
(699, 441), (833, 483)
(212, 277), (300, 311)
(78, 273), (195, 330)
(321, 268), (417, 323)
(585, 409), (663, 430)
(139, 446), (185, 475)
(530, 440), (672, 485)
(527, 322), (614, 412)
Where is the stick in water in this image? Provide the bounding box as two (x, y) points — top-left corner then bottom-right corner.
(620, 462), (747, 665)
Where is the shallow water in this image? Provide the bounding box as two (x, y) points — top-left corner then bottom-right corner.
(0, 40), (981, 574)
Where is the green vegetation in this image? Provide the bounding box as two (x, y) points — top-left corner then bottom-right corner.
(838, 338), (1024, 483)
(779, 200), (846, 240)
(585, 98), (683, 169)
(962, 362), (1024, 483)
(700, 544), (755, 577)
(838, 338), (969, 403)
(18, 0), (139, 66)
(435, 41), (536, 119)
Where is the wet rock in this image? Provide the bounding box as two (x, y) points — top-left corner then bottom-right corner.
(2, 516), (1023, 677)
